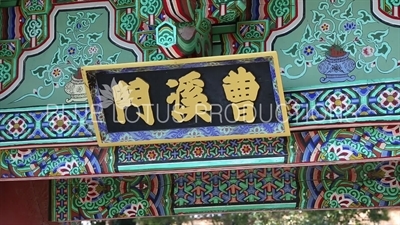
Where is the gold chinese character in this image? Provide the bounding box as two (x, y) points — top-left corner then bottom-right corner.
(166, 71), (212, 123)
(112, 78), (154, 125)
(222, 66), (260, 123)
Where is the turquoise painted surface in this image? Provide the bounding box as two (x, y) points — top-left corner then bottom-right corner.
(2, 0), (400, 108)
(274, 0), (400, 91)
(1, 8), (136, 108)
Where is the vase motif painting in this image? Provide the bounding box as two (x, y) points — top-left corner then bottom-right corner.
(317, 44), (356, 82)
(275, 0), (400, 89)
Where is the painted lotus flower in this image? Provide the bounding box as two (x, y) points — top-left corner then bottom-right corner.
(361, 46), (374, 57)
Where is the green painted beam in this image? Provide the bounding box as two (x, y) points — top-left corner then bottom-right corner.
(212, 24), (236, 34)
(0, 0), (18, 8)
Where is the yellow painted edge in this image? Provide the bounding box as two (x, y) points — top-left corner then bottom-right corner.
(81, 52), (291, 147)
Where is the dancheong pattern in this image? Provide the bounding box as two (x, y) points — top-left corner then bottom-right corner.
(50, 160), (400, 221)
(298, 161), (400, 209)
(286, 82), (400, 126)
(0, 0), (399, 147)
(116, 137), (289, 167)
(0, 146), (114, 178)
(0, 0), (303, 102)
(1, 82), (400, 146)
(51, 175), (173, 221)
(294, 126), (400, 163)
(0, 105), (95, 146)
(1, 0), (400, 222)
(173, 169), (298, 213)
(2, 125), (400, 179)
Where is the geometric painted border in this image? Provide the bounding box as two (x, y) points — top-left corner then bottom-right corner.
(285, 81), (400, 128)
(0, 104), (95, 147)
(82, 52), (290, 147)
(2, 125), (400, 179)
(1, 81), (400, 147)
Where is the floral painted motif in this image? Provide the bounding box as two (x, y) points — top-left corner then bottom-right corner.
(380, 161), (400, 188)
(326, 92), (352, 113)
(321, 146), (353, 161)
(382, 125), (400, 136)
(6, 118), (27, 136)
(0, 147), (112, 178)
(240, 144), (251, 155)
(361, 46), (374, 57)
(113, 198), (149, 218)
(48, 158), (84, 176)
(13, 11), (121, 103)
(303, 46), (314, 56)
(8, 149), (33, 161)
(281, 0), (399, 83)
(49, 113), (71, 133)
(146, 150), (157, 161)
(286, 99), (300, 116)
(328, 192), (362, 208)
(73, 178), (114, 204)
(298, 162), (400, 210)
(377, 88), (400, 110)
(193, 147), (204, 157)
(53, 175), (172, 221)
(320, 23), (329, 31)
(319, 141), (366, 162)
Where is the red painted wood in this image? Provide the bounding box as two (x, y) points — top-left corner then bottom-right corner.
(0, 181), (58, 225)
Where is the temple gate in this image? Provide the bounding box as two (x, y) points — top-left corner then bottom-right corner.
(0, 0), (400, 223)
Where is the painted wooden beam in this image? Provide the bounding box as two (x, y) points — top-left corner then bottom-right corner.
(1, 79), (399, 148)
(1, 125), (400, 180)
(49, 160), (400, 221)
